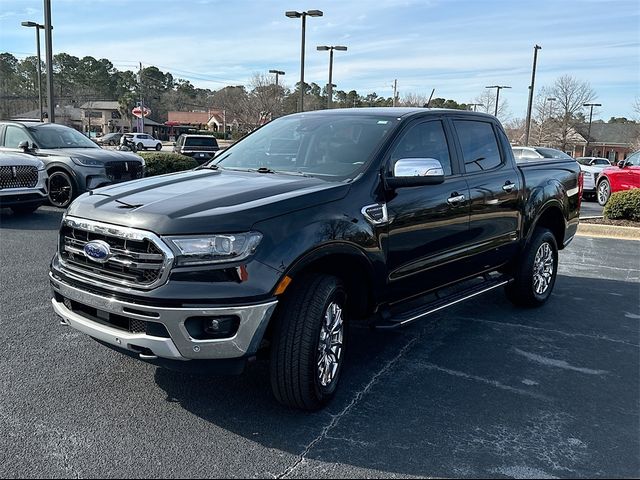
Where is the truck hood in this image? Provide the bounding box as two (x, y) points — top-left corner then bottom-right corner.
(66, 169), (350, 235)
(38, 148), (143, 164)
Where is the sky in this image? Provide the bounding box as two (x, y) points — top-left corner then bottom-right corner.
(1, 0), (638, 120)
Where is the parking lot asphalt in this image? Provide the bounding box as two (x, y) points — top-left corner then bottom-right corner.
(1, 206), (638, 479)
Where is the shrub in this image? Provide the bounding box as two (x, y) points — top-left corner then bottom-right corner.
(139, 152), (199, 177)
(603, 188), (640, 221)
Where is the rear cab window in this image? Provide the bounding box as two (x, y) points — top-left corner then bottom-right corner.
(453, 120), (503, 173)
(184, 137), (219, 148)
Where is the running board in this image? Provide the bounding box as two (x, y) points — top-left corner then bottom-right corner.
(375, 276), (510, 329)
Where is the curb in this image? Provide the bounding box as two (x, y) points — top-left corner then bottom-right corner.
(577, 223), (640, 241)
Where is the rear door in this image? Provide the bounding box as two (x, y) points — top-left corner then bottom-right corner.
(450, 117), (522, 270)
(385, 117), (471, 300)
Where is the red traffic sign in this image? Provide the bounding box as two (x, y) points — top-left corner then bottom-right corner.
(132, 106), (151, 118)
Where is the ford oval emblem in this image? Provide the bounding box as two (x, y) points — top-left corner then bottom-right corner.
(83, 240), (111, 263)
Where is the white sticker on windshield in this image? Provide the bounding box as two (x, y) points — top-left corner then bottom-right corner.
(377, 120), (389, 124)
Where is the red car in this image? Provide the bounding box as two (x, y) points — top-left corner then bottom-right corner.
(597, 150), (640, 205)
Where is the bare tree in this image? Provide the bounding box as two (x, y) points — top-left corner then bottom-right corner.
(532, 86), (563, 147)
(401, 92), (429, 107)
(547, 75), (596, 150)
(473, 90), (510, 121)
(248, 72), (288, 123)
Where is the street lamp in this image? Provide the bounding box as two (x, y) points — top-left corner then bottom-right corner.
(524, 44), (542, 146)
(539, 97), (556, 145)
(317, 45), (347, 108)
(21, 21), (45, 122)
(269, 69), (285, 86)
(583, 103), (602, 156)
(285, 9), (323, 112)
(485, 85), (511, 117)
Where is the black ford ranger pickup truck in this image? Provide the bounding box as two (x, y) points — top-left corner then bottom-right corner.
(50, 108), (582, 410)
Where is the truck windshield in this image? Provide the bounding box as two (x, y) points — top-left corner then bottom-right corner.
(28, 124), (99, 149)
(214, 114), (398, 180)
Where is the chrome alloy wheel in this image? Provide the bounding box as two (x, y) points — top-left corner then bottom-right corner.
(317, 302), (344, 387)
(533, 242), (555, 295)
(597, 180), (610, 205)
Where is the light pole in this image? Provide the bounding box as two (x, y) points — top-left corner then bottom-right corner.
(285, 9), (323, 112)
(317, 45), (347, 109)
(524, 44), (542, 146)
(43, 0), (55, 123)
(583, 103), (602, 156)
(485, 85), (511, 117)
(539, 97), (556, 145)
(21, 21), (45, 122)
(468, 103), (483, 112)
(269, 69), (285, 86)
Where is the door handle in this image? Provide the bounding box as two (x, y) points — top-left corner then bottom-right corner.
(447, 194), (466, 205)
(502, 182), (516, 192)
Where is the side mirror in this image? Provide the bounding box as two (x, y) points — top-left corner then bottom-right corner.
(18, 140), (32, 153)
(386, 158), (445, 189)
(618, 161), (627, 168)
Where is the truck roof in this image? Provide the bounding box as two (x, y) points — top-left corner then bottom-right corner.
(290, 107), (497, 121)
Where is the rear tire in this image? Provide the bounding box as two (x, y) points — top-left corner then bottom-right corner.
(505, 228), (558, 307)
(137, 142), (144, 151)
(270, 274), (347, 410)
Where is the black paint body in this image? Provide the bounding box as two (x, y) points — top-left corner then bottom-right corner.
(51, 108), (580, 317)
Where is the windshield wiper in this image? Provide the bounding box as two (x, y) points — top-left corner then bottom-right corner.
(196, 164), (220, 170)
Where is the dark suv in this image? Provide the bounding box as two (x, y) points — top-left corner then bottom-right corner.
(173, 134), (220, 164)
(0, 121), (144, 207)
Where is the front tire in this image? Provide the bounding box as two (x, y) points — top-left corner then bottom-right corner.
(506, 228), (558, 307)
(155, 143), (162, 151)
(597, 179), (611, 206)
(48, 171), (75, 208)
(270, 274), (347, 410)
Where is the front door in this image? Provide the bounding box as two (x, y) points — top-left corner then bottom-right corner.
(385, 118), (471, 301)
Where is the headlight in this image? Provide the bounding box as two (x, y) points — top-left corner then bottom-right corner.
(583, 171), (593, 178)
(168, 232), (262, 266)
(71, 156), (103, 167)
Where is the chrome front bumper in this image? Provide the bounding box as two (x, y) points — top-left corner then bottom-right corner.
(50, 274), (277, 361)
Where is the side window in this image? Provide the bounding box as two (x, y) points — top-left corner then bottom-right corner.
(453, 120), (503, 173)
(390, 121), (452, 176)
(627, 152), (640, 166)
(4, 125), (31, 148)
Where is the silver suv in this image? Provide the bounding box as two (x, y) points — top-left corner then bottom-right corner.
(0, 151), (48, 214)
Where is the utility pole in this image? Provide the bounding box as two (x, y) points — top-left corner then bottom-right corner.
(43, 0), (55, 122)
(392, 79), (398, 107)
(139, 62), (145, 133)
(524, 44), (542, 146)
(583, 103), (602, 156)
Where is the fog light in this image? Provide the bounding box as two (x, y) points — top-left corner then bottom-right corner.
(184, 315), (240, 340)
(204, 319), (220, 334)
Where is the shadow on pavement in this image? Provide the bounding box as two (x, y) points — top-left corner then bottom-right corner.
(0, 206), (64, 230)
(154, 274), (640, 478)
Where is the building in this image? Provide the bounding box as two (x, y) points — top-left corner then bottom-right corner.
(572, 123), (640, 161)
(168, 110), (236, 134)
(13, 105), (83, 131)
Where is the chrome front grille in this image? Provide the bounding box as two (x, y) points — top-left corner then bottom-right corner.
(0, 165), (38, 189)
(58, 216), (174, 291)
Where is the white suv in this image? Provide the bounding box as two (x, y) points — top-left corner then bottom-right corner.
(123, 133), (162, 151)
